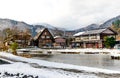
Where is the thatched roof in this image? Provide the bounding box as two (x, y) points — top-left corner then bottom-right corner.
(34, 28), (54, 40)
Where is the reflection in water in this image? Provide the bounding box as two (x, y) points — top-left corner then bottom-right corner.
(32, 54), (53, 60)
(32, 54), (120, 71)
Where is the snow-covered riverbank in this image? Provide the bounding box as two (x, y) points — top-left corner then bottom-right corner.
(49, 48), (120, 53)
(1, 52), (120, 74)
(0, 52), (120, 78)
(17, 48), (120, 54)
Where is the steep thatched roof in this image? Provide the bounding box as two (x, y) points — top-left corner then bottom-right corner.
(34, 28), (54, 40)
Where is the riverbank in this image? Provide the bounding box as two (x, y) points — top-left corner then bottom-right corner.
(0, 52), (120, 78)
(17, 48), (120, 55)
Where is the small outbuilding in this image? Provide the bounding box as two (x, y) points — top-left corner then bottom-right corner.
(54, 36), (66, 48)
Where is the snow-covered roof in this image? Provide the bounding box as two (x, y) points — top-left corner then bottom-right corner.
(73, 32), (84, 36)
(73, 28), (107, 36)
(34, 28), (54, 40)
(35, 28), (44, 33)
(83, 28), (106, 35)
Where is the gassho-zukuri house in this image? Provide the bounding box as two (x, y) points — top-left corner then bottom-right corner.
(32, 28), (66, 48)
(72, 28), (117, 48)
(34, 28), (55, 48)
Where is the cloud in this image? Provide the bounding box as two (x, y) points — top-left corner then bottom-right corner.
(66, 0), (120, 28)
(0, 0), (120, 29)
(46, 0), (120, 29)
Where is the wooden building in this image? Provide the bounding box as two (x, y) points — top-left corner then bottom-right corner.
(34, 28), (54, 48)
(72, 28), (117, 48)
(13, 32), (31, 48)
(54, 36), (66, 48)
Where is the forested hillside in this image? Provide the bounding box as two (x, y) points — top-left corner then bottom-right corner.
(112, 20), (120, 34)
(111, 20), (120, 40)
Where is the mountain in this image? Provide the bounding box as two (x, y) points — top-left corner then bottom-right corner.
(0, 19), (32, 30)
(0, 18), (36, 36)
(100, 15), (120, 28)
(0, 15), (120, 37)
(75, 24), (99, 33)
(74, 15), (120, 33)
(33, 23), (66, 31)
(0, 18), (66, 37)
(33, 23), (56, 30)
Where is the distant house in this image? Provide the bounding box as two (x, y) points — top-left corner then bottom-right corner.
(34, 28), (54, 48)
(13, 32), (31, 48)
(72, 28), (117, 48)
(54, 36), (66, 48)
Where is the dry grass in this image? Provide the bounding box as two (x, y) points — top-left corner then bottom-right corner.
(18, 54), (31, 58)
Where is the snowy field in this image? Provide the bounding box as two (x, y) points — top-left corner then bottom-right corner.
(0, 52), (120, 78)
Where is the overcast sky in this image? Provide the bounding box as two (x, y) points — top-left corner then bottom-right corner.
(0, 0), (120, 30)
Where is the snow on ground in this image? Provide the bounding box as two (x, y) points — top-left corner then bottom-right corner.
(0, 52), (120, 75)
(18, 48), (120, 54)
(48, 48), (120, 53)
(0, 62), (101, 78)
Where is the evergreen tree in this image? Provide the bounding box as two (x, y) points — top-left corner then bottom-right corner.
(104, 36), (116, 48)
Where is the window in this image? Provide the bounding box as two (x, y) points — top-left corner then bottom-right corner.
(41, 36), (45, 38)
(82, 36), (89, 40)
(75, 37), (81, 41)
(46, 36), (50, 38)
(44, 32), (47, 35)
(90, 34), (97, 39)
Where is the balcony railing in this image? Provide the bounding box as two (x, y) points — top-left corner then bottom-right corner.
(74, 36), (100, 42)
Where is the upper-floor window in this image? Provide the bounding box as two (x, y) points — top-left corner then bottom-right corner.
(46, 36), (50, 38)
(75, 37), (81, 41)
(41, 36), (45, 38)
(90, 34), (97, 39)
(82, 36), (89, 40)
(44, 32), (47, 35)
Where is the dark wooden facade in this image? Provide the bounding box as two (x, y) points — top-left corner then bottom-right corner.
(34, 28), (54, 48)
(54, 36), (66, 48)
(13, 32), (31, 48)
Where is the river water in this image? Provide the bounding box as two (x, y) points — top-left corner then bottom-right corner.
(32, 54), (120, 71)
(0, 59), (10, 64)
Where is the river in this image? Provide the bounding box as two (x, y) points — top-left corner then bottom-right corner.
(32, 54), (120, 71)
(0, 59), (10, 64)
